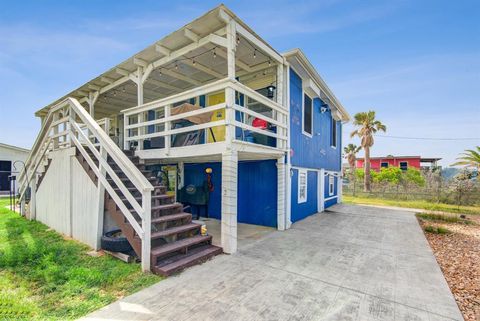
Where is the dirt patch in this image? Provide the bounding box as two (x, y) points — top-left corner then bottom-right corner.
(418, 215), (480, 321)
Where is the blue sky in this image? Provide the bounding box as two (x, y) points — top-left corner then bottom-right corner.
(1, 0), (479, 166)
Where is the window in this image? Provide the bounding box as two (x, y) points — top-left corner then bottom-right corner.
(298, 169), (308, 203)
(303, 94), (313, 136)
(381, 162), (389, 168)
(329, 175), (335, 196)
(331, 117), (337, 147)
(400, 161), (408, 171)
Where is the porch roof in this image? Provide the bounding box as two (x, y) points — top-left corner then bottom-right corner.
(35, 4), (281, 118)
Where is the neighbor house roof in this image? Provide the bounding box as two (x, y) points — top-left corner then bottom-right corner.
(0, 143), (30, 153)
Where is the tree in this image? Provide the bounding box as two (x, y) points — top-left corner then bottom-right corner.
(343, 144), (361, 169)
(452, 146), (480, 175)
(350, 111), (387, 192)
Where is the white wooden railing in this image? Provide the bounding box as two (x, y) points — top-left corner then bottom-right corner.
(18, 98), (154, 272)
(122, 78), (288, 153)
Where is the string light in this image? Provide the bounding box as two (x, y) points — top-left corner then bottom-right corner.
(175, 63), (178, 70)
(192, 59), (196, 65)
(213, 48), (217, 59)
(122, 86), (126, 93)
(253, 49), (257, 59)
(236, 36), (240, 45)
(268, 60), (271, 67)
(113, 90), (117, 97)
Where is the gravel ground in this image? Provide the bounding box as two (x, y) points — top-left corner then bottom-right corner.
(419, 215), (480, 321)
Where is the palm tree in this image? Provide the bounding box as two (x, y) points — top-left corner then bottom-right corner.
(343, 144), (361, 170)
(350, 111), (387, 192)
(452, 146), (480, 172)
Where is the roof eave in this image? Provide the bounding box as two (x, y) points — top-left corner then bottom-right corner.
(283, 48), (351, 122)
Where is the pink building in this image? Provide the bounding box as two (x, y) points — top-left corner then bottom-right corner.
(356, 156), (441, 171)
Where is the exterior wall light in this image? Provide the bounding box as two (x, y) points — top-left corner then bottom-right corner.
(205, 168), (213, 174)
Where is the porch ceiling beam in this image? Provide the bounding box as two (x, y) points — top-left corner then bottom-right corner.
(133, 57), (149, 68)
(100, 76), (115, 84)
(215, 48), (252, 73)
(151, 27), (226, 69)
(146, 78), (183, 92)
(208, 34), (228, 48)
(161, 68), (201, 86)
(235, 23), (283, 64)
(155, 44), (171, 56)
(184, 28), (200, 42)
(88, 84), (101, 91)
(236, 61), (276, 78)
(115, 68), (130, 77)
(182, 59), (224, 79)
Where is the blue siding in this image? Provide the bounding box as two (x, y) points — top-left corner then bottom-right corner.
(291, 169), (318, 222)
(183, 160), (277, 227)
(289, 69), (342, 171)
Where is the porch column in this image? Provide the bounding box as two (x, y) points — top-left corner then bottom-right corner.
(277, 157), (286, 230)
(136, 66), (144, 150)
(221, 149), (238, 254)
(319, 169), (325, 212)
(29, 175), (37, 220)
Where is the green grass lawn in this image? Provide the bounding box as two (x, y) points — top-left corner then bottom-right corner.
(343, 195), (480, 215)
(0, 199), (161, 320)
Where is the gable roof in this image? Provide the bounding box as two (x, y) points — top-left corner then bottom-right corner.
(283, 48), (350, 122)
(34, 4), (281, 117)
(0, 143), (30, 153)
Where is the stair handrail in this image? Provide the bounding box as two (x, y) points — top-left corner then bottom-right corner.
(19, 97), (154, 272)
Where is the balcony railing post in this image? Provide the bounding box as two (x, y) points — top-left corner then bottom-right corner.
(141, 192), (151, 272)
(123, 114), (129, 151)
(225, 86), (236, 144)
(165, 104), (171, 155)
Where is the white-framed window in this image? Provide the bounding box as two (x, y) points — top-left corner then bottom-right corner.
(298, 169), (308, 203)
(400, 161), (408, 171)
(329, 175), (335, 196)
(381, 162), (389, 168)
(302, 93), (313, 137)
(331, 116), (337, 148)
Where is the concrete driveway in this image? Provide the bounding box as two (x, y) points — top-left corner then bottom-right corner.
(81, 204), (463, 321)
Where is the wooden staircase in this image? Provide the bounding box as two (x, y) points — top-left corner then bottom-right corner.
(77, 148), (222, 276)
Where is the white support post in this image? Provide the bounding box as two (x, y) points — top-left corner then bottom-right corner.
(277, 157), (286, 230)
(276, 63), (285, 149)
(29, 175), (37, 220)
(226, 20), (237, 80)
(177, 161), (184, 190)
(221, 150), (238, 254)
(95, 146), (107, 250)
(136, 67), (144, 150)
(141, 192), (152, 272)
(319, 169), (325, 212)
(164, 104), (171, 155)
(123, 114), (129, 150)
(286, 163), (292, 229)
(338, 172), (343, 203)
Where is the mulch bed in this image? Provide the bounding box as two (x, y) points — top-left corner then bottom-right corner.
(419, 216), (480, 321)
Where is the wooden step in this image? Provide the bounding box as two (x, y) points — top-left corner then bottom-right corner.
(130, 203), (182, 215)
(107, 176), (157, 183)
(119, 194), (174, 203)
(153, 244), (222, 276)
(148, 223), (200, 240)
(151, 212), (192, 225)
(150, 234), (212, 259)
(113, 185), (167, 194)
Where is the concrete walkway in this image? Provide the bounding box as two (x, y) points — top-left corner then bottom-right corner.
(81, 204), (462, 321)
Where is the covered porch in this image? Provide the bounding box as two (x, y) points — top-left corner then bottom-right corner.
(34, 5), (290, 254)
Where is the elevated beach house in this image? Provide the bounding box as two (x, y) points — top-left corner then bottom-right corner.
(18, 5), (350, 275)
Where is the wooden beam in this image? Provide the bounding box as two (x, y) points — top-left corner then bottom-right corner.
(184, 28), (200, 42)
(155, 44), (171, 56)
(115, 68), (130, 77)
(133, 57), (149, 68)
(216, 48), (252, 73)
(182, 59), (225, 79)
(161, 68), (201, 86)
